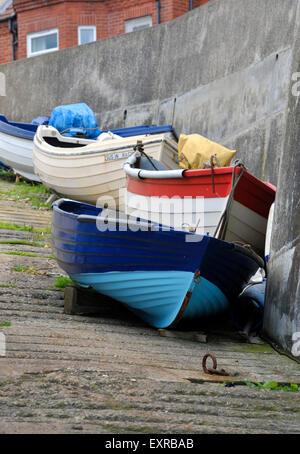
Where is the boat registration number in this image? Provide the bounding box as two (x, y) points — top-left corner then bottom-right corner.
(105, 151), (133, 161)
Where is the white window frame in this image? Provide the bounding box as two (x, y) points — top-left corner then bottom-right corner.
(78, 25), (97, 45)
(125, 15), (152, 33)
(27, 28), (59, 58)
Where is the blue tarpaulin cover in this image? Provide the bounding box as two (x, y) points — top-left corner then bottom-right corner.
(49, 103), (101, 139)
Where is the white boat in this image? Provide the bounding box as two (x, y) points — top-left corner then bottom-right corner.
(264, 202), (275, 262)
(33, 125), (179, 208)
(0, 115), (41, 182)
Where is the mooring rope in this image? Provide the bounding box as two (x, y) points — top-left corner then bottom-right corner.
(133, 141), (159, 171)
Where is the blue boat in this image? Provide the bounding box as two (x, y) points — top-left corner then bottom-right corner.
(0, 114), (46, 181)
(52, 199), (264, 328)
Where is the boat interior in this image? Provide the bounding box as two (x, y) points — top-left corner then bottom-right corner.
(43, 136), (88, 148)
(134, 156), (168, 171)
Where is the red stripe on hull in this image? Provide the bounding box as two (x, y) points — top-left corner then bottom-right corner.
(127, 167), (235, 198)
(233, 171), (276, 219)
(126, 166), (276, 219)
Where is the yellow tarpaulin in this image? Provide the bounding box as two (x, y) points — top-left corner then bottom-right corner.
(178, 134), (237, 169)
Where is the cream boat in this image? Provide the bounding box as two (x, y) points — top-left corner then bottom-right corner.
(33, 125), (178, 208)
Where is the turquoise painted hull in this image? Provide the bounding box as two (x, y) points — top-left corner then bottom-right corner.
(185, 276), (229, 319)
(71, 270), (229, 328)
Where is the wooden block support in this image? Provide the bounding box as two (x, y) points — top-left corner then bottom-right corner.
(46, 193), (59, 205)
(63, 284), (144, 325)
(64, 284), (103, 315)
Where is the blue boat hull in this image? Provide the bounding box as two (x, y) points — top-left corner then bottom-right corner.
(70, 271), (229, 328)
(232, 279), (266, 333)
(52, 199), (264, 328)
(0, 115), (40, 140)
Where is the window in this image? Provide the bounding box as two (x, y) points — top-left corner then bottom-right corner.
(125, 15), (152, 33)
(27, 29), (59, 57)
(78, 26), (97, 45)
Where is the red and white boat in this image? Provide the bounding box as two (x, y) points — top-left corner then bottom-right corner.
(124, 152), (276, 257)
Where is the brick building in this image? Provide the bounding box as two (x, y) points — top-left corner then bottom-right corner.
(0, 0), (211, 64)
(0, 1), (15, 64)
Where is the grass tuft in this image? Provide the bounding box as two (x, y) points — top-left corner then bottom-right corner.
(0, 240), (46, 247)
(0, 221), (51, 234)
(0, 251), (49, 258)
(245, 380), (299, 392)
(0, 179), (51, 209)
(12, 264), (48, 275)
(54, 276), (74, 289)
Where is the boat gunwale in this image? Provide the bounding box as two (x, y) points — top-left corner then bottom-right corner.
(125, 152), (277, 197)
(52, 199), (264, 269)
(0, 115), (37, 140)
(0, 129), (34, 143)
(51, 198), (202, 241)
(34, 126), (177, 157)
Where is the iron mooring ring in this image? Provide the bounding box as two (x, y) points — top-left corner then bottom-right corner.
(202, 353), (230, 376)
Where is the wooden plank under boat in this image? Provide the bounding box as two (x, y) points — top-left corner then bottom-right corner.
(52, 198), (264, 328)
(33, 125), (179, 208)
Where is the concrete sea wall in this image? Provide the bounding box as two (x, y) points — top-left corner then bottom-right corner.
(0, 0), (299, 355)
(1, 0), (298, 184)
(262, 6), (300, 355)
